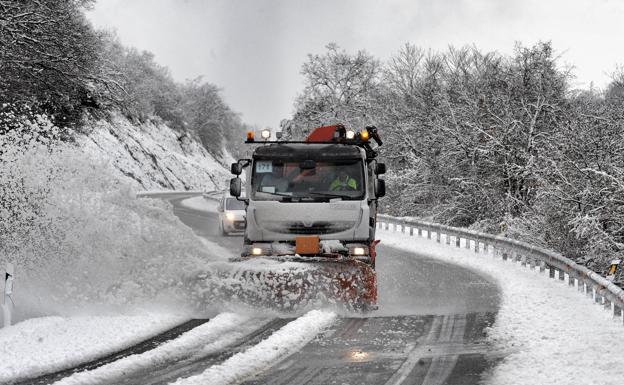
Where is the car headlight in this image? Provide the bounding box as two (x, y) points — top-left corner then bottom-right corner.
(225, 212), (235, 221)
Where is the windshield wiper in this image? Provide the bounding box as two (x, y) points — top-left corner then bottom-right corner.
(305, 192), (349, 199)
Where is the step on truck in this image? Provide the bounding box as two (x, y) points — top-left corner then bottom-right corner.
(229, 124), (386, 309)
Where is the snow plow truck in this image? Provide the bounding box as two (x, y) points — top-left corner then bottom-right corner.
(228, 124), (386, 310)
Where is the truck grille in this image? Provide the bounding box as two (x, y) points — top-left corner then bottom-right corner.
(266, 221), (354, 235)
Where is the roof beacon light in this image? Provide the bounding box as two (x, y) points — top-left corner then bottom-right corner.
(360, 129), (369, 141)
(261, 128), (271, 140)
(345, 129), (356, 140)
(246, 131), (255, 142)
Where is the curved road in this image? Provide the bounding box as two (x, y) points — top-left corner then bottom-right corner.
(27, 193), (503, 385)
(168, 194), (503, 385)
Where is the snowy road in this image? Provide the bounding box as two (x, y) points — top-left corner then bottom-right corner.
(160, 194), (502, 384)
(32, 193), (503, 385)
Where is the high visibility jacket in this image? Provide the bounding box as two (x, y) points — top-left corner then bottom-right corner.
(330, 177), (357, 190)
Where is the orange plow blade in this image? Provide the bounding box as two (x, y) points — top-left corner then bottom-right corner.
(187, 258), (377, 312)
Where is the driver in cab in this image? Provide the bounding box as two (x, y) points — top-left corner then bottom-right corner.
(330, 170), (358, 191)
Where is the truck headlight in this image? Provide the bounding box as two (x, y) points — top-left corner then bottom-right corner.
(225, 212), (235, 221)
(252, 247), (263, 255)
(349, 246), (368, 256)
(352, 247), (366, 256)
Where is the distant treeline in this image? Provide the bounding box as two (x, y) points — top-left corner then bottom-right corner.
(0, 0), (245, 156)
(290, 42), (624, 278)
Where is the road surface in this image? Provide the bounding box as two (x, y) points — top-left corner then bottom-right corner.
(26, 192), (503, 385)
(165, 194), (502, 385)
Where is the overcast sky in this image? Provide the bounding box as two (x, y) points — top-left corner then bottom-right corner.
(87, 0), (624, 128)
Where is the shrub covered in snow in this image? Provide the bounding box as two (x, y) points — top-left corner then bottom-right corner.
(0, 108), (215, 318)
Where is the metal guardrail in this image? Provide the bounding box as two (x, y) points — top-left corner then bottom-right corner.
(377, 214), (624, 324)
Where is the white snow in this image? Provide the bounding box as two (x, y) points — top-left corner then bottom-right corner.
(172, 309), (337, 385)
(179, 195), (220, 212)
(53, 313), (263, 385)
(0, 313), (184, 384)
(78, 114), (230, 191)
(378, 227), (624, 385)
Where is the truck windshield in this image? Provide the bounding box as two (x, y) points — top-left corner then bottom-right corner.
(225, 198), (246, 210)
(252, 159), (364, 201)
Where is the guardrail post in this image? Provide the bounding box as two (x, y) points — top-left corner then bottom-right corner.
(455, 236), (461, 248)
(418, 228), (422, 237)
(474, 240), (479, 253)
(385, 222), (389, 230)
(604, 298), (612, 312)
(465, 238), (471, 250)
(446, 233), (451, 245)
(2, 263), (14, 328)
(427, 230), (431, 240)
(539, 261), (546, 273)
(614, 304), (622, 319)
(502, 251), (509, 261)
(519, 254), (526, 266)
(436, 231), (441, 243)
(409, 227), (413, 236)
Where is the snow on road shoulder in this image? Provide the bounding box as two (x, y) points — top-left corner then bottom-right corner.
(172, 309), (337, 385)
(0, 313), (185, 384)
(378, 228), (624, 385)
(179, 195), (219, 212)
(54, 313), (260, 385)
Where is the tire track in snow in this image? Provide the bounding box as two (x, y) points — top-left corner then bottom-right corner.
(51, 313), (264, 385)
(171, 310), (338, 385)
(15, 319), (209, 385)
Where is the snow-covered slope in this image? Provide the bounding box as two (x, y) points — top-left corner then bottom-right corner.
(78, 114), (230, 191)
(0, 112), (234, 321)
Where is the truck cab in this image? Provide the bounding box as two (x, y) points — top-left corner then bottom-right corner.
(230, 125), (385, 263)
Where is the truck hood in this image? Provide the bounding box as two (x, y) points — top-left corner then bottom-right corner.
(249, 200), (364, 236)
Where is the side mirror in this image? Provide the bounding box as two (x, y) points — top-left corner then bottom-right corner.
(375, 179), (386, 198)
(230, 177), (241, 197)
(231, 162), (242, 175)
(375, 163), (386, 175)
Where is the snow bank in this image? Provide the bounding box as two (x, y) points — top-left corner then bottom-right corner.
(54, 313), (261, 385)
(0, 113), (229, 320)
(378, 228), (624, 385)
(172, 309), (337, 385)
(78, 114), (229, 191)
(0, 313), (183, 384)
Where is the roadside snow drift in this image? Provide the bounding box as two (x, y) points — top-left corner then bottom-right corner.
(379, 227), (624, 385)
(0, 313), (183, 384)
(53, 313), (263, 385)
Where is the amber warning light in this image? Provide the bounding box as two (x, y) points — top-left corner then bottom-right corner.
(246, 131), (255, 142)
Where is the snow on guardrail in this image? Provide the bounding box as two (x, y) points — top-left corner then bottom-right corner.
(377, 214), (624, 325)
